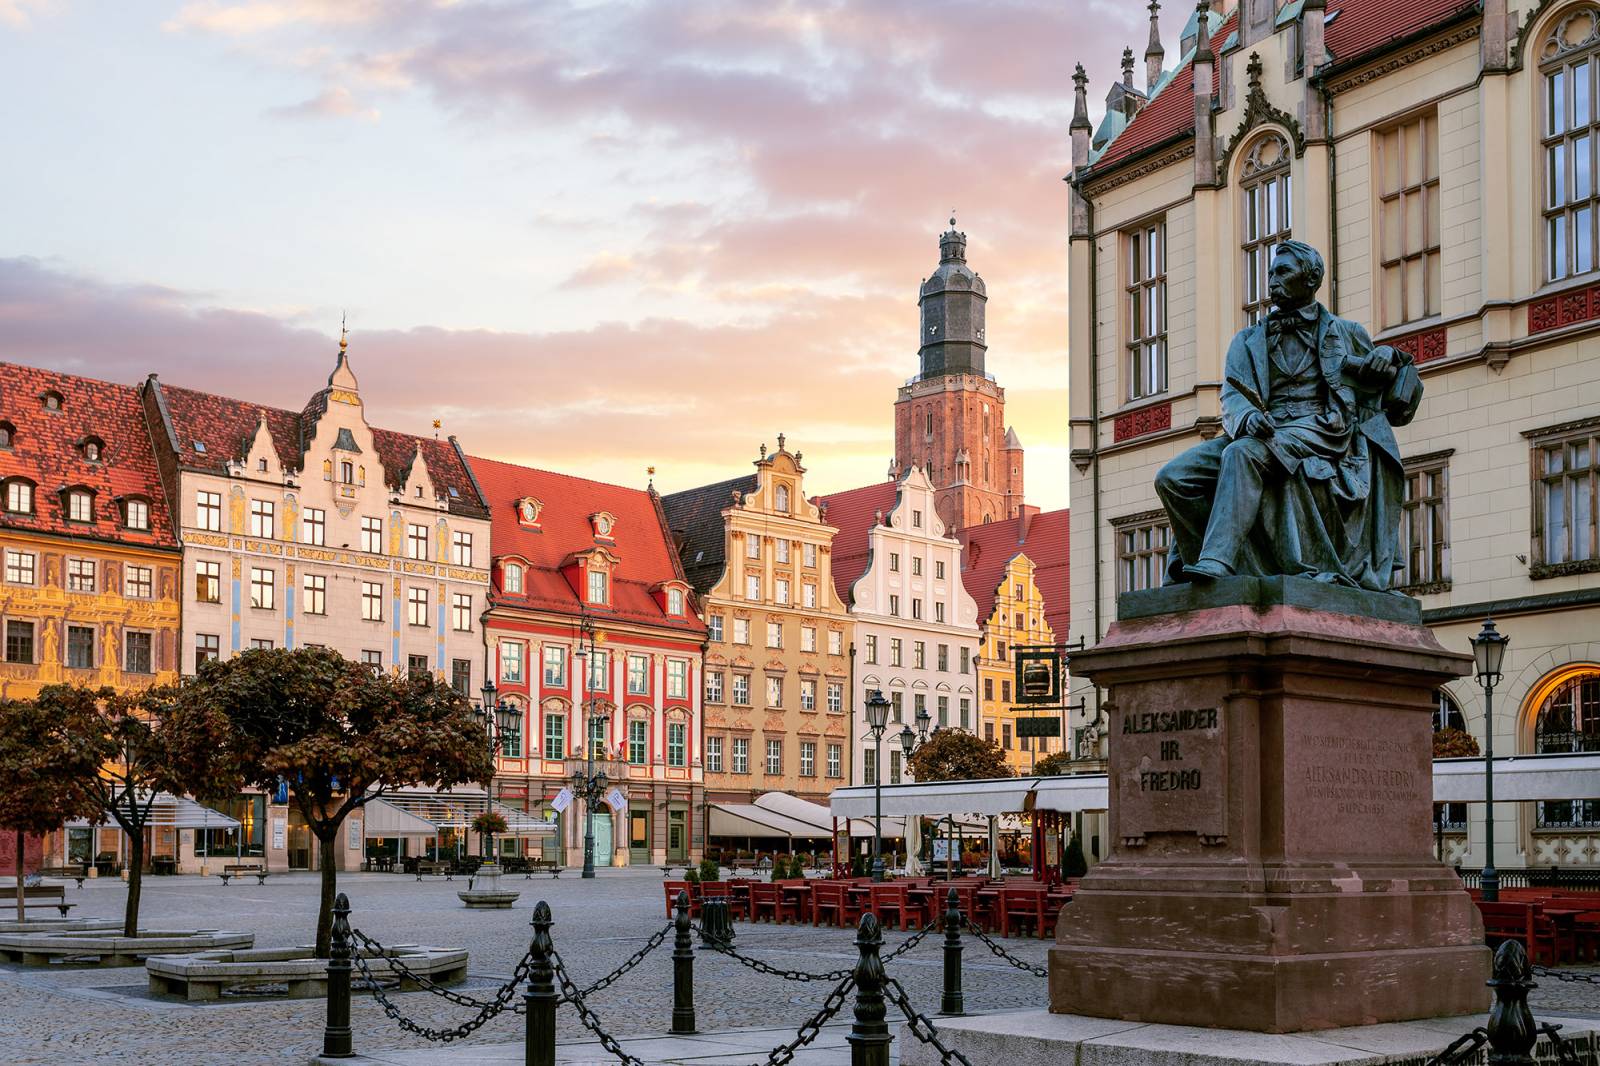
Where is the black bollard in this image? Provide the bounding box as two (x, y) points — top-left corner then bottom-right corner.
(1486, 940), (1537, 1066)
(672, 889), (697, 1034)
(525, 901), (558, 1066)
(848, 913), (892, 1066)
(699, 897), (734, 948)
(940, 887), (964, 1016)
(321, 892), (354, 1058)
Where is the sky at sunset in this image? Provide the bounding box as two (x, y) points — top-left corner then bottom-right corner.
(0, 1), (1192, 510)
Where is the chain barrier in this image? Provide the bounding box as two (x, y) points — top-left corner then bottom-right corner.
(1421, 1029), (1486, 1066)
(1539, 1022), (1589, 1066)
(550, 945), (647, 1066)
(883, 975), (973, 1066)
(350, 928), (533, 1015)
(1533, 965), (1600, 984)
(566, 923), (674, 1000)
(749, 974), (855, 1066)
(882, 920), (940, 963)
(351, 940), (528, 1043)
(693, 919), (939, 983)
(960, 917), (1048, 977)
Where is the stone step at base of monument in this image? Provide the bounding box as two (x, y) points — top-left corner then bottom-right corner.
(897, 1009), (1600, 1066)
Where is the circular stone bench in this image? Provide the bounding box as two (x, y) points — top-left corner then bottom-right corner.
(0, 929), (253, 967)
(0, 917), (121, 935)
(145, 945), (469, 1002)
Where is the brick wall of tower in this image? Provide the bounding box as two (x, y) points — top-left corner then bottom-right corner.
(894, 373), (1012, 529)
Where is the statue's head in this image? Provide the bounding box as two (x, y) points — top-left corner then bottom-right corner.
(1268, 240), (1324, 310)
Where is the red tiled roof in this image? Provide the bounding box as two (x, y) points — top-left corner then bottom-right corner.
(0, 363), (177, 549)
(955, 508), (1071, 643)
(151, 378), (486, 518)
(1091, 3), (1474, 175)
(1323, 0), (1476, 69)
(469, 455), (706, 637)
(815, 479), (898, 607)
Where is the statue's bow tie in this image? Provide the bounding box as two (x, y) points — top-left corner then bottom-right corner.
(1268, 305), (1318, 336)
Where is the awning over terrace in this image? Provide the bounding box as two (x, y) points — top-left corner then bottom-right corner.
(67, 792), (240, 830)
(367, 789), (556, 837)
(707, 803), (832, 840)
(828, 775), (1110, 820)
(1433, 753), (1600, 803)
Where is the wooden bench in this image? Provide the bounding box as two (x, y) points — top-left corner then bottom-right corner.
(217, 864), (269, 887)
(1, 885), (73, 917)
(39, 865), (88, 889)
(1477, 900), (1558, 964)
(415, 860), (453, 880)
(523, 858), (560, 879)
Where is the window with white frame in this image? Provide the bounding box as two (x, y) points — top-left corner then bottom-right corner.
(745, 574), (760, 601)
(586, 649), (610, 691)
(249, 567), (274, 609)
(250, 499), (274, 538)
(775, 577), (790, 604)
(733, 673), (750, 705)
(766, 675), (783, 707)
(544, 712), (565, 758)
(766, 738), (781, 774)
(732, 736), (749, 774)
(800, 741), (816, 777)
(302, 507), (326, 546)
(826, 743), (841, 778)
(452, 530), (473, 566)
(776, 538), (789, 563)
(707, 735), (723, 772)
(706, 670), (724, 703)
(361, 581), (383, 621)
(800, 625), (816, 653)
(1126, 218), (1168, 399)
(1376, 112), (1441, 326)
(775, 484), (790, 512)
(628, 719), (648, 765)
(503, 562), (523, 594)
(196, 490), (222, 532)
(67, 558), (96, 593)
(124, 498), (149, 531)
(828, 630), (842, 655)
(406, 523), (428, 561)
(667, 658), (688, 699)
(746, 535), (761, 559)
(587, 567), (608, 605)
(668, 721), (687, 767)
(407, 586), (428, 626)
(708, 614), (724, 642)
(802, 582), (817, 608)
(361, 516), (383, 554)
(196, 560), (220, 603)
(500, 641), (524, 683)
(766, 620), (782, 649)
(628, 653), (649, 695)
(1544, 16), (1600, 282)
(360, 648), (381, 671)
(543, 645), (566, 687)
(667, 587), (684, 615)
(827, 682), (843, 713)
(733, 618), (750, 645)
(66, 489), (94, 523)
(800, 678), (817, 710)
(803, 542), (817, 568)
(4, 480), (33, 514)
(303, 573), (327, 615)
(1240, 132), (1293, 325)
(451, 593), (472, 631)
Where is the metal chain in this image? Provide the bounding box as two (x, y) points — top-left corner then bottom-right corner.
(350, 928), (533, 1014)
(1533, 965), (1600, 984)
(351, 943), (526, 1042)
(960, 917), (1047, 977)
(549, 946), (646, 1066)
(1422, 1029), (1487, 1066)
(694, 927), (853, 982)
(566, 923), (674, 999)
(1539, 1022), (1589, 1066)
(882, 920), (940, 963)
(884, 975), (973, 1066)
(750, 975), (855, 1066)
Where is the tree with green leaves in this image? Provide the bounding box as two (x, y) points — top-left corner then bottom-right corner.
(174, 648), (493, 957)
(1032, 751), (1074, 777)
(906, 729), (1014, 783)
(0, 687), (109, 921)
(1062, 834), (1089, 878)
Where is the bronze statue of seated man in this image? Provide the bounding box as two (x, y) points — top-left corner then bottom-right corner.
(1153, 240), (1422, 592)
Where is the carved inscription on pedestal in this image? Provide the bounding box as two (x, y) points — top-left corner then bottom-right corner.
(1285, 721), (1431, 855)
(1115, 706), (1225, 845)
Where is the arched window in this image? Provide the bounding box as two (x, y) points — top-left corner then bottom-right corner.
(42, 390), (63, 411)
(81, 437), (104, 462)
(775, 484), (790, 513)
(1542, 6), (1600, 281)
(1534, 668), (1600, 827)
(0, 422), (13, 448)
(503, 562), (523, 594)
(1240, 131), (1293, 324)
(1433, 689), (1466, 733)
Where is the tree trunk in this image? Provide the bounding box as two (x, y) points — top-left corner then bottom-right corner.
(14, 832), (24, 923)
(314, 822), (339, 959)
(123, 828), (145, 938)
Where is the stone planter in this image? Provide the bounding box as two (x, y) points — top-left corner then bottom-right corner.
(0, 929), (253, 967)
(146, 945), (469, 1002)
(0, 917), (120, 935)
(457, 863), (520, 909)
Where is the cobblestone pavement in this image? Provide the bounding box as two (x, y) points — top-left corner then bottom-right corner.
(0, 869), (1046, 1065)
(5, 870), (1600, 1065)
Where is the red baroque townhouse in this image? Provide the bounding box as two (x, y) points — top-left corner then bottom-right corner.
(468, 457), (706, 868)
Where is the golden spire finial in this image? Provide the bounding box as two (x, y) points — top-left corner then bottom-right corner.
(339, 312), (348, 352)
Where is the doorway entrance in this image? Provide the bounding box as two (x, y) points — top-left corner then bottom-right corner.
(590, 809), (613, 867)
(667, 808), (687, 863)
(629, 809), (649, 864)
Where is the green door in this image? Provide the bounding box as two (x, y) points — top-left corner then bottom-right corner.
(667, 809), (688, 862)
(590, 810), (613, 867)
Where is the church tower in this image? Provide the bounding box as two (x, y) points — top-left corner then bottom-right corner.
(894, 220), (1025, 529)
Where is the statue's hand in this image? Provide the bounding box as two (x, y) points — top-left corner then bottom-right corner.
(1243, 410), (1275, 440)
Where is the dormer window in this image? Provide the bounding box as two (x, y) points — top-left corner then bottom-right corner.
(0, 422), (13, 449)
(340, 460), (354, 484)
(591, 512), (615, 539)
(65, 488), (94, 523)
(516, 497), (543, 527)
(415, 485), (424, 498)
(587, 567), (608, 605)
(503, 562), (524, 594)
(667, 587), (685, 615)
(42, 390), (63, 411)
(3, 479), (34, 514)
(257, 458), (268, 472)
(81, 436), (104, 462)
(775, 484), (791, 512)
(123, 497), (150, 532)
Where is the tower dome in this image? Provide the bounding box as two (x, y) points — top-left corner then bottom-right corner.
(918, 218), (988, 378)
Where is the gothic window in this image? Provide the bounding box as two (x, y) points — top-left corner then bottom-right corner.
(1376, 112), (1441, 327)
(1125, 218), (1167, 400)
(1534, 669), (1600, 827)
(1240, 131), (1293, 325)
(1543, 8), (1600, 281)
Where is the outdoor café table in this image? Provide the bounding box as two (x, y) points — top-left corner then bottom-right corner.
(779, 882), (813, 922)
(905, 887), (936, 928)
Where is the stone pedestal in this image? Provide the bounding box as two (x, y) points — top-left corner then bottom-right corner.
(457, 864), (520, 909)
(1051, 578), (1489, 1033)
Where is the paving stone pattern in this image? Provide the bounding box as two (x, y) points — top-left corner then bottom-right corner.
(0, 870), (1047, 1065)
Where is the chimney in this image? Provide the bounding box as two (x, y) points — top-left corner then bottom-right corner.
(1481, 0), (1510, 71)
(1145, 0), (1166, 93)
(1192, 0), (1218, 187)
(1070, 64), (1092, 170)
(1302, 0), (1326, 74)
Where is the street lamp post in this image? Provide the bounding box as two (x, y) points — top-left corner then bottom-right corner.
(1471, 618), (1509, 903)
(477, 679), (520, 864)
(572, 616), (609, 880)
(865, 690), (890, 883)
(897, 714), (933, 875)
